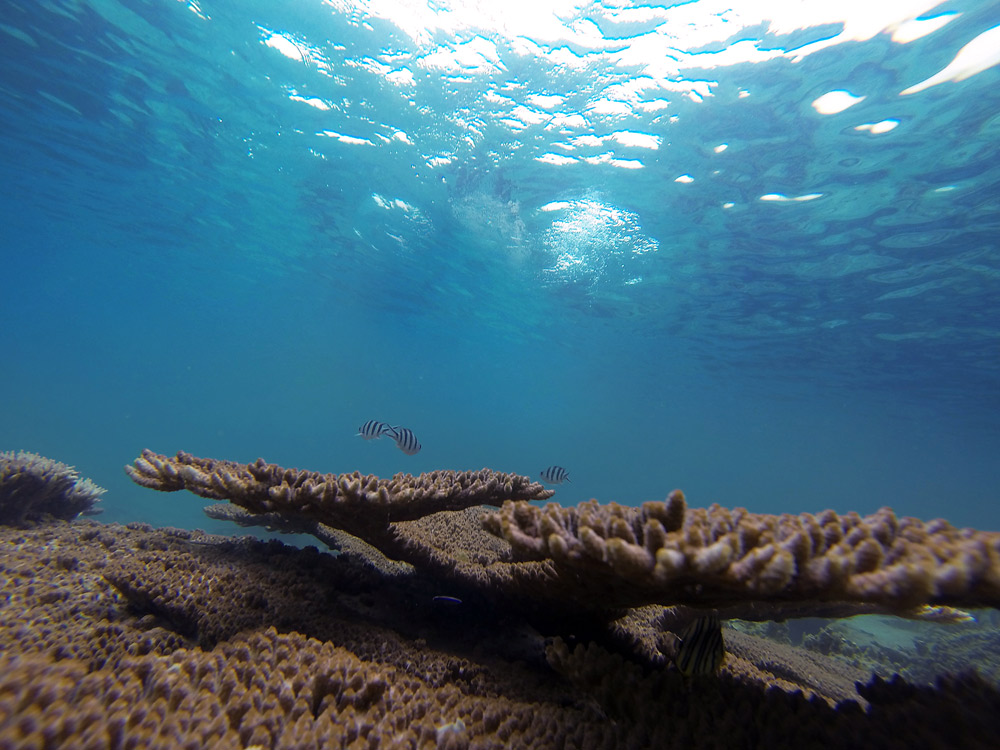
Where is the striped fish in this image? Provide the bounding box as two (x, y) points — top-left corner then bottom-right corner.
(540, 465), (570, 484)
(389, 426), (421, 455)
(358, 420), (393, 440)
(674, 615), (725, 677)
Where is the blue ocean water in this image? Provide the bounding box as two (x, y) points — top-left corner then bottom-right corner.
(1, 0), (998, 534)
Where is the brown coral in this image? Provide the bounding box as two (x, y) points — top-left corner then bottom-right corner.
(0, 521), (190, 672)
(484, 491), (1000, 614)
(126, 450), (552, 541)
(3, 520), (1000, 749)
(0, 629), (579, 750)
(127, 451), (574, 612)
(0, 450), (105, 524)
(128, 452), (1000, 622)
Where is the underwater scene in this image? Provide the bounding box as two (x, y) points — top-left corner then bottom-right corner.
(2, 0), (1000, 747)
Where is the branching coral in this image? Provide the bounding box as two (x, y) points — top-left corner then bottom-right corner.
(126, 452), (1000, 622)
(5, 447), (1000, 746)
(126, 450), (552, 541)
(0, 450), (105, 524)
(483, 491), (1000, 614)
(4, 521), (1000, 749)
(126, 451), (568, 610)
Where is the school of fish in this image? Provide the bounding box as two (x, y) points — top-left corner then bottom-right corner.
(357, 420), (422, 455)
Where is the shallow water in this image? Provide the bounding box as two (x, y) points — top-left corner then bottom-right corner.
(2, 2), (999, 531)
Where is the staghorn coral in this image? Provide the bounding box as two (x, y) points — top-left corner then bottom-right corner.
(0, 450), (105, 524)
(722, 629), (866, 704)
(483, 491), (1000, 616)
(100, 524), (417, 649)
(4, 519), (543, 689)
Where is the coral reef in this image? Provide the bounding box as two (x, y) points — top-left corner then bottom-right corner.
(0, 450), (104, 524)
(126, 452), (582, 617)
(3, 520), (1000, 749)
(59, 449), (1000, 746)
(126, 452), (1000, 623)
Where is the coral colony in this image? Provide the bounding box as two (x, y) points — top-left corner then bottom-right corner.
(1, 449), (999, 747)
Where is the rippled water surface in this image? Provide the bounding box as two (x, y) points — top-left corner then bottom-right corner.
(1, 0), (998, 530)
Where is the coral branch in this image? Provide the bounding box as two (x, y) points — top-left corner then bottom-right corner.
(126, 450), (552, 541)
(483, 491), (1000, 612)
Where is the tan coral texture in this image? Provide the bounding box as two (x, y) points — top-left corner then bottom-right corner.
(126, 450), (552, 539)
(0, 629), (572, 750)
(484, 491), (1000, 611)
(129, 452), (1000, 620)
(3, 520), (1000, 749)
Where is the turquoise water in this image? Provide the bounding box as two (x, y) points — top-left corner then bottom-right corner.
(2, 0), (999, 532)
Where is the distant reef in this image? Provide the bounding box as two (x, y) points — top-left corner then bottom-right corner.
(0, 449), (104, 524)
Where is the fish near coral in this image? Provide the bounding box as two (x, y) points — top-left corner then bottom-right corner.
(673, 615), (725, 678)
(540, 466), (570, 484)
(388, 426), (421, 455)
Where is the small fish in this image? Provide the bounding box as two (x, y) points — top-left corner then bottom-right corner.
(432, 595), (463, 606)
(389, 426), (421, 455)
(540, 465), (570, 484)
(358, 420), (393, 440)
(674, 615), (725, 677)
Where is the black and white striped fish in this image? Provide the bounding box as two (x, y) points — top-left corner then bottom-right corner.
(674, 615), (725, 677)
(540, 465), (570, 484)
(389, 426), (421, 455)
(358, 420), (393, 440)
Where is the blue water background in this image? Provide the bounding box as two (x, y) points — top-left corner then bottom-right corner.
(2, 0), (999, 532)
